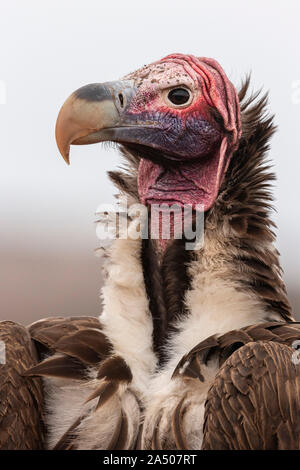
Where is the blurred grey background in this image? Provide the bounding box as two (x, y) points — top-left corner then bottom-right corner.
(1, 0), (300, 324)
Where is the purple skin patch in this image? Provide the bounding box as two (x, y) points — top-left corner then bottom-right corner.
(114, 108), (225, 212)
(116, 110), (223, 160)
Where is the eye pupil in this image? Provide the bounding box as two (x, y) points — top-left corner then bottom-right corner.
(118, 93), (124, 107)
(168, 88), (190, 105)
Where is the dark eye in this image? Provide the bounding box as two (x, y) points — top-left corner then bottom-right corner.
(167, 88), (191, 106)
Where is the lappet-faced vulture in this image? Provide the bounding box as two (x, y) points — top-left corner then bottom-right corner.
(1, 53), (300, 450)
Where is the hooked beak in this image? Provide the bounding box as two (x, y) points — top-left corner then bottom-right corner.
(55, 81), (137, 164)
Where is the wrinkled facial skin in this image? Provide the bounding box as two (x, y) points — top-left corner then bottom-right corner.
(112, 60), (229, 211)
(120, 62), (223, 161)
(55, 53), (240, 216)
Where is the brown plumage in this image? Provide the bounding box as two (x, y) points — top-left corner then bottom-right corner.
(109, 78), (292, 357)
(215, 80), (292, 321)
(140, 323), (300, 450)
(142, 237), (195, 362)
(29, 316), (111, 363)
(202, 341), (300, 450)
(173, 322), (300, 382)
(0, 321), (44, 449)
(23, 316), (138, 450)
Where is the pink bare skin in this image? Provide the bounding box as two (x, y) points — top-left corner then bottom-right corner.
(56, 54), (241, 249)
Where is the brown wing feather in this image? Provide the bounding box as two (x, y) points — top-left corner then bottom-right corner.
(172, 397), (188, 450)
(54, 328), (112, 364)
(202, 341), (300, 450)
(26, 317), (138, 450)
(173, 322), (300, 382)
(0, 321), (44, 449)
(28, 316), (104, 358)
(24, 354), (88, 380)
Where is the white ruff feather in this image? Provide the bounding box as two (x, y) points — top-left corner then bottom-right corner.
(44, 206), (282, 449)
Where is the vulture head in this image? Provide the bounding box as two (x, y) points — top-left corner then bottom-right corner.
(56, 54), (242, 214)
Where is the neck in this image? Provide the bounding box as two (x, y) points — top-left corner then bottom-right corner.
(141, 95), (293, 361)
(107, 83), (294, 364)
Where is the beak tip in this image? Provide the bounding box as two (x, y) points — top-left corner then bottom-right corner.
(57, 148), (70, 165)
(63, 154), (70, 165)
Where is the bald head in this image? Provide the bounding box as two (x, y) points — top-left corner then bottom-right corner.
(56, 53), (241, 211)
